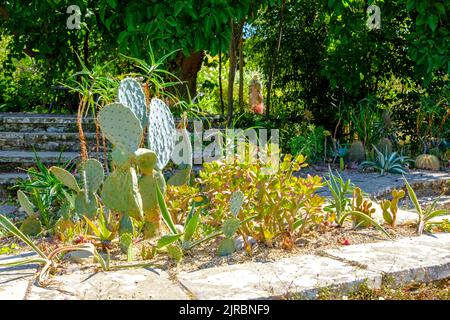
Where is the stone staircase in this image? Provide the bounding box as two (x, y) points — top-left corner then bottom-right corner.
(0, 113), (105, 201)
(0, 112), (224, 202)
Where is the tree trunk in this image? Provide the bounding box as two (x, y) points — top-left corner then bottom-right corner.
(172, 51), (205, 101)
(219, 47), (225, 115)
(238, 31), (244, 113)
(266, 0), (286, 117)
(227, 20), (244, 127)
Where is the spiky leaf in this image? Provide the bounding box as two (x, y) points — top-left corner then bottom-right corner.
(230, 191), (244, 217)
(118, 77), (148, 128)
(80, 159), (104, 193)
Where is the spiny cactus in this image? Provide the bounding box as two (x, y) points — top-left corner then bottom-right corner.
(230, 190), (244, 217)
(148, 98), (176, 170)
(381, 189), (405, 227)
(377, 137), (392, 155)
(97, 103), (143, 154)
(415, 154), (440, 171)
(50, 162), (104, 219)
(348, 141), (365, 163)
(217, 191), (245, 256)
(118, 78), (148, 128)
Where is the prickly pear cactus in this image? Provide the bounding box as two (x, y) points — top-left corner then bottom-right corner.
(98, 103), (143, 154)
(74, 191), (98, 219)
(49, 166), (80, 192)
(118, 78), (148, 128)
(17, 190), (35, 216)
(79, 159), (104, 193)
(148, 98), (176, 170)
(101, 168), (144, 220)
(135, 148), (157, 176)
(230, 191), (244, 217)
(19, 215), (42, 236)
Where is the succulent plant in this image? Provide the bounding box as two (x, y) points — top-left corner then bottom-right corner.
(97, 103), (143, 154)
(118, 78), (148, 128)
(148, 98), (176, 170)
(376, 137), (393, 155)
(360, 146), (412, 175)
(415, 154), (440, 171)
(381, 189), (405, 227)
(217, 191), (245, 256)
(351, 187), (376, 228)
(348, 141), (365, 163)
(50, 160), (104, 219)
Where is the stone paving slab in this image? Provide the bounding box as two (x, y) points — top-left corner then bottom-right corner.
(26, 268), (189, 300)
(0, 252), (38, 300)
(324, 234), (450, 285)
(178, 255), (381, 300)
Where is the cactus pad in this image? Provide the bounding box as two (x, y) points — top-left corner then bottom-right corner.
(135, 148), (157, 175)
(101, 169), (144, 220)
(50, 166), (80, 192)
(79, 159), (104, 193)
(230, 191), (244, 217)
(74, 191), (98, 219)
(167, 167), (191, 186)
(17, 190), (35, 216)
(118, 78), (148, 128)
(217, 238), (236, 256)
(222, 217), (241, 238)
(98, 103), (143, 154)
(148, 98), (176, 170)
(19, 215), (42, 236)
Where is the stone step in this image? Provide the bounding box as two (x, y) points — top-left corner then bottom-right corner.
(0, 113), (96, 133)
(0, 132), (109, 152)
(0, 172), (28, 200)
(0, 112), (225, 133)
(0, 150), (88, 172)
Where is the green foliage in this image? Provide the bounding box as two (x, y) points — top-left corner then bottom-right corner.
(403, 176), (450, 234)
(16, 153), (75, 230)
(351, 187), (376, 228)
(324, 168), (354, 226)
(198, 152), (325, 246)
(360, 146), (412, 175)
(288, 125), (329, 162)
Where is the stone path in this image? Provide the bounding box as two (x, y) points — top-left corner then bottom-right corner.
(1, 233), (449, 300)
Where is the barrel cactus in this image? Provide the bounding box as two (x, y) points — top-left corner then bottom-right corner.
(377, 137), (392, 155)
(348, 141), (365, 163)
(415, 154), (440, 171)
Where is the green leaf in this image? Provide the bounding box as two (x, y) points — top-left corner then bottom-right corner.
(0, 215), (47, 259)
(157, 234), (183, 248)
(106, 0), (118, 9)
(183, 205), (199, 243)
(156, 184), (178, 234)
(427, 15), (439, 32)
(167, 167), (191, 186)
(344, 211), (393, 239)
(217, 238), (235, 256)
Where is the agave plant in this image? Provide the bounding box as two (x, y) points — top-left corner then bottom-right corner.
(360, 146), (412, 175)
(403, 177), (450, 234)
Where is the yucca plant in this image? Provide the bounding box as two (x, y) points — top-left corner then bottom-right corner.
(403, 176), (450, 234)
(360, 145), (412, 175)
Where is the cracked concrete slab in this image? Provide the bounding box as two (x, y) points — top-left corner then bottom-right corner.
(178, 254), (381, 300)
(0, 252), (38, 300)
(26, 268), (189, 300)
(324, 234), (450, 284)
